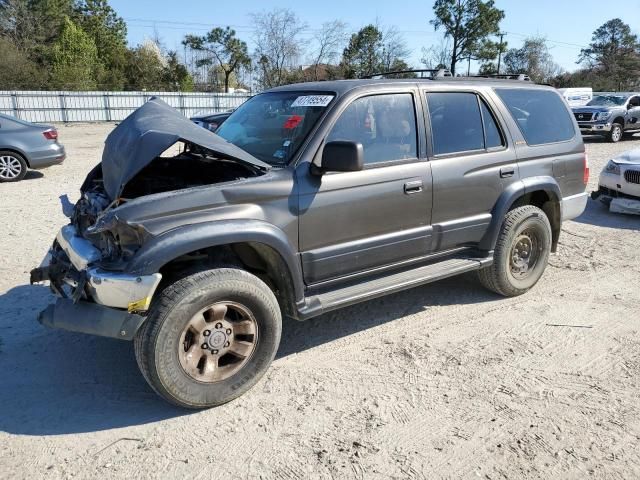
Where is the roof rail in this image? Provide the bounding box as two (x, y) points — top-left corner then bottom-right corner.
(459, 73), (532, 82)
(361, 68), (453, 79)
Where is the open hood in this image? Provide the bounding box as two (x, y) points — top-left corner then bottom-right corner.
(101, 97), (270, 200)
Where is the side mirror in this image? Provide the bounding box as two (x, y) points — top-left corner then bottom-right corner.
(313, 141), (364, 174)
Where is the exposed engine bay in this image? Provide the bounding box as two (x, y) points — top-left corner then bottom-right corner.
(120, 149), (260, 198)
(72, 147), (262, 266)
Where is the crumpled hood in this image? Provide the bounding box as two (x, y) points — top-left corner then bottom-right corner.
(101, 97), (269, 200)
(612, 148), (640, 165)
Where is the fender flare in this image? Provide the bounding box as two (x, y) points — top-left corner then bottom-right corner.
(479, 176), (562, 251)
(126, 219), (305, 303)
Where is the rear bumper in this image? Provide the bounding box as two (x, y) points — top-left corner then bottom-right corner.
(38, 298), (145, 340)
(562, 192), (588, 221)
(28, 143), (66, 169)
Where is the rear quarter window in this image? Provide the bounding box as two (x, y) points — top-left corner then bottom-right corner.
(495, 88), (576, 145)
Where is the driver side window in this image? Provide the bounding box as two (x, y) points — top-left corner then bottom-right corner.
(327, 93), (418, 165)
(629, 96), (640, 108)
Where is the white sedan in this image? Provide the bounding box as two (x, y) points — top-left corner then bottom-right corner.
(592, 148), (640, 214)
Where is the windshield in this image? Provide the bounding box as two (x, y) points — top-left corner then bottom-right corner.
(216, 91), (335, 165)
(587, 94), (629, 107)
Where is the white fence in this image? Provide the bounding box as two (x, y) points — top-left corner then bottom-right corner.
(0, 91), (252, 123)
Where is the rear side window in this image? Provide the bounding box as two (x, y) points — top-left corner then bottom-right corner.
(495, 88), (576, 145)
(427, 92), (504, 155)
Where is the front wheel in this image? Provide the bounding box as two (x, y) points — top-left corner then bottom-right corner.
(478, 205), (552, 297)
(607, 123), (623, 143)
(134, 268), (282, 409)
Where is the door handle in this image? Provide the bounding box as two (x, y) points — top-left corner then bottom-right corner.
(404, 180), (423, 194)
(500, 167), (515, 178)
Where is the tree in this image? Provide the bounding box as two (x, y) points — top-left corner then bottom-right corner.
(430, 0), (504, 75)
(309, 20), (348, 81)
(421, 36), (452, 70)
(341, 25), (383, 78)
(162, 51), (193, 91)
(124, 39), (165, 90)
(503, 36), (561, 83)
(183, 27), (250, 93)
(251, 8), (306, 89)
(50, 16), (99, 89)
(73, 0), (128, 89)
(578, 18), (640, 91)
(0, 37), (44, 89)
(341, 24), (411, 78)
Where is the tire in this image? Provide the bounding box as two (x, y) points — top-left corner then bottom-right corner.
(607, 123), (623, 143)
(478, 205), (552, 297)
(0, 151), (27, 182)
(134, 267), (282, 409)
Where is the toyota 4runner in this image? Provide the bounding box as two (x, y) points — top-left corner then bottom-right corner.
(30, 77), (589, 408)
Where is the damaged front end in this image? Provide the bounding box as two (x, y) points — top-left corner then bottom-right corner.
(30, 98), (270, 340)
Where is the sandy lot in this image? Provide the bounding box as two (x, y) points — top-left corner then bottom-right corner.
(1, 123), (639, 479)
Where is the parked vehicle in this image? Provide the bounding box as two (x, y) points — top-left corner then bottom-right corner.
(591, 148), (640, 214)
(572, 92), (640, 142)
(190, 111), (233, 132)
(558, 87), (592, 107)
(31, 76), (588, 408)
(0, 113), (65, 182)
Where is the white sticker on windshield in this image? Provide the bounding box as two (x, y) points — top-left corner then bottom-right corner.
(291, 95), (334, 108)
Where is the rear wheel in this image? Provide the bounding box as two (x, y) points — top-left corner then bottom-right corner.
(0, 151), (27, 182)
(607, 123), (623, 143)
(134, 268), (282, 409)
(478, 205), (552, 297)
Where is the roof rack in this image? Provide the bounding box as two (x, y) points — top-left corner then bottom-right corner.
(460, 73), (531, 82)
(362, 68), (453, 79)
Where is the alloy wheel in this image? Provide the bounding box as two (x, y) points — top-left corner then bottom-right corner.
(178, 301), (259, 383)
(0, 155), (23, 180)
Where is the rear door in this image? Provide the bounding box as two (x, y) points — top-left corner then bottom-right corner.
(297, 90), (433, 285)
(423, 88), (519, 252)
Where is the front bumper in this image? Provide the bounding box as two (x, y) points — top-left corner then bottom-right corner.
(578, 122), (612, 134)
(597, 169), (640, 199)
(561, 192), (589, 221)
(38, 298), (146, 340)
(31, 225), (162, 339)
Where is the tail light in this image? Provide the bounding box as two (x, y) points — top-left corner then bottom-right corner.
(583, 152), (589, 185)
(43, 129), (58, 140)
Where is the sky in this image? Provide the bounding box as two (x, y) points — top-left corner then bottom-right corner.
(110, 0), (640, 73)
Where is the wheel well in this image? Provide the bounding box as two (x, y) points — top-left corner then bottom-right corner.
(0, 148), (29, 167)
(157, 242), (297, 319)
(509, 190), (561, 252)
(612, 116), (625, 127)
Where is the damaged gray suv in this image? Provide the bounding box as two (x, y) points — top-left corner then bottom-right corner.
(31, 77), (589, 408)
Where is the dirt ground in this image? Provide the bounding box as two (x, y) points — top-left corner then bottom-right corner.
(1, 123), (639, 480)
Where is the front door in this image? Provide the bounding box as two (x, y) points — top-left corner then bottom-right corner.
(298, 92), (433, 285)
(626, 96), (640, 128)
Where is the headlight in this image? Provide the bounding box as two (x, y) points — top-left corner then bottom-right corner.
(604, 160), (621, 175)
(596, 112), (611, 121)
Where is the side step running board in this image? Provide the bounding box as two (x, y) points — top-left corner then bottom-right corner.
(298, 256), (492, 320)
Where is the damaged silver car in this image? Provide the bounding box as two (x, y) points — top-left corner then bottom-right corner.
(591, 148), (640, 214)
